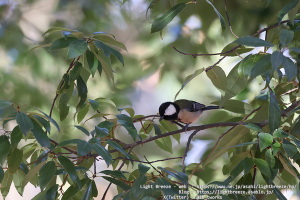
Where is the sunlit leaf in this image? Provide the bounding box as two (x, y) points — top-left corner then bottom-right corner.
(279, 29), (294, 46)
(259, 132), (273, 151)
(67, 39), (87, 58)
(117, 114), (138, 140)
(8, 148), (23, 173)
(16, 112), (34, 136)
(271, 51), (284, 70)
(175, 68), (204, 100)
(234, 36), (274, 47)
(151, 3), (187, 33)
(282, 56), (297, 81)
(39, 161), (56, 190)
(277, 0), (299, 24)
(58, 156), (81, 188)
(206, 66), (227, 95)
(50, 37), (76, 50)
(206, 0), (226, 32)
(254, 158), (271, 178)
(42, 27), (76, 36)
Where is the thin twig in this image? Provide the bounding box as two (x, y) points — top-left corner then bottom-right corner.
(224, 0), (238, 38)
(101, 147), (133, 200)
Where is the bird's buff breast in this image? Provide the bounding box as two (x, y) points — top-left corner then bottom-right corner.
(178, 110), (202, 124)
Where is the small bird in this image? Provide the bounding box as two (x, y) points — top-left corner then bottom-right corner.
(159, 99), (220, 130)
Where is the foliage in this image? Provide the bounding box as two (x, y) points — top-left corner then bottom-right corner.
(1, 0), (300, 199)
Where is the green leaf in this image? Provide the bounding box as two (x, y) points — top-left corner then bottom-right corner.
(138, 164), (150, 176)
(243, 157), (254, 174)
(269, 91), (281, 133)
(102, 176), (131, 191)
(217, 141), (256, 150)
(290, 47), (300, 53)
(0, 166), (4, 183)
(42, 27), (76, 36)
(39, 161), (56, 190)
(58, 93), (70, 121)
(277, 0), (300, 24)
(175, 68), (204, 100)
(32, 190), (47, 200)
(76, 76), (88, 108)
(74, 125), (90, 136)
(279, 29), (294, 46)
(206, 66), (227, 95)
(250, 54), (272, 79)
(259, 132), (273, 151)
(230, 160), (244, 180)
(282, 56), (297, 81)
(278, 154), (299, 177)
(8, 148), (23, 173)
(93, 35), (127, 51)
(155, 136), (173, 154)
(69, 62), (82, 83)
(153, 123), (162, 136)
(273, 129), (288, 138)
(28, 43), (52, 53)
(216, 99), (253, 114)
(234, 36), (274, 47)
(58, 156), (81, 188)
(31, 120), (51, 147)
(254, 158), (271, 178)
(50, 37), (76, 50)
(151, 3), (187, 33)
(11, 126), (22, 148)
(86, 49), (98, 77)
(271, 51), (284, 70)
(282, 140), (298, 158)
(22, 161), (47, 188)
(89, 99), (99, 110)
(272, 140), (281, 155)
(13, 170), (25, 196)
(97, 121), (114, 131)
(46, 184), (58, 200)
(77, 104), (89, 123)
(266, 149), (275, 167)
(117, 114), (138, 140)
(67, 39), (88, 58)
(16, 112), (34, 136)
(158, 167), (188, 185)
(35, 108), (60, 133)
(0, 135), (10, 165)
(1, 170), (13, 198)
(82, 179), (92, 200)
(91, 143), (112, 166)
(106, 140), (132, 162)
(206, 0), (226, 32)
(94, 40), (124, 65)
(244, 123), (263, 132)
(0, 100), (17, 119)
(95, 126), (109, 138)
(205, 126), (249, 166)
(77, 140), (92, 156)
(33, 115), (51, 133)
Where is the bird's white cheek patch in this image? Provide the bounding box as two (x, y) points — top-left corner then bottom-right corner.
(164, 104), (176, 116)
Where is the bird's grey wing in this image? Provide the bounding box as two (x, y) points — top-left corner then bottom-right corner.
(175, 99), (206, 112)
(190, 101), (206, 112)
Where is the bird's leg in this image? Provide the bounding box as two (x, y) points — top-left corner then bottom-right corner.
(184, 124), (190, 132)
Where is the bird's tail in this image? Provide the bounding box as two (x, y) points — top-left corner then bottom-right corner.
(203, 106), (220, 111)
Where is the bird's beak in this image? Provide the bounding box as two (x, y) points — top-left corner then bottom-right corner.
(159, 116), (164, 121)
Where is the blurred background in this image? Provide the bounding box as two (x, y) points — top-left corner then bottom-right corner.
(0, 0), (298, 199)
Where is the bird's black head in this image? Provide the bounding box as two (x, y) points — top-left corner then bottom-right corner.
(159, 102), (180, 121)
